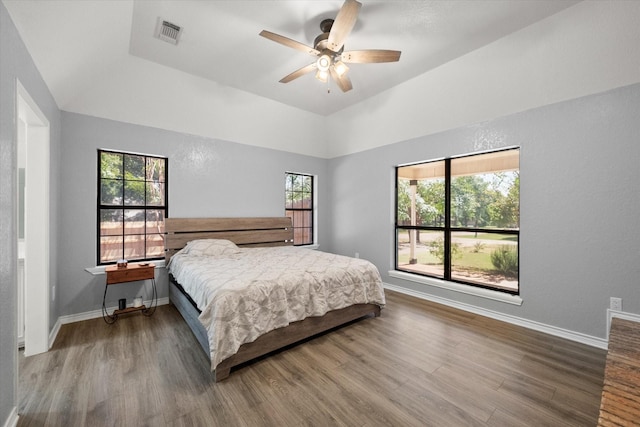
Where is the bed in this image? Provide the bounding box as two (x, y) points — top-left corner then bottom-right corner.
(164, 217), (385, 381)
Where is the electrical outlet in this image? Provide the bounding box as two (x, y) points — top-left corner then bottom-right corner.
(355, 252), (360, 259)
(52, 285), (56, 302)
(610, 297), (622, 311)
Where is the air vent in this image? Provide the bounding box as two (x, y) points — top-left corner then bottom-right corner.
(155, 18), (182, 45)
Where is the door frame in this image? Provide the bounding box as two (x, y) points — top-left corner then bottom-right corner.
(16, 79), (51, 357)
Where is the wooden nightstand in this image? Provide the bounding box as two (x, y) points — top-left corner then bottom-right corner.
(102, 263), (157, 324)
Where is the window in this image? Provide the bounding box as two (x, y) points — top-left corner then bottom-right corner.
(285, 172), (314, 245)
(98, 150), (168, 264)
(395, 148), (519, 294)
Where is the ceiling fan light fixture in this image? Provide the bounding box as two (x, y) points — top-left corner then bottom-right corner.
(333, 60), (349, 77)
(260, 0), (400, 94)
(316, 54), (331, 72)
(315, 69), (329, 83)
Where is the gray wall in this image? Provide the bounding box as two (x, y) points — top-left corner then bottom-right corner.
(0, 1), (61, 424)
(327, 82), (640, 340)
(58, 112), (328, 316)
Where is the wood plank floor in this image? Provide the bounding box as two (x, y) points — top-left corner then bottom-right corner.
(18, 290), (607, 426)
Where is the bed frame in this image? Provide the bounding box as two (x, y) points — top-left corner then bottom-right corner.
(165, 217), (381, 381)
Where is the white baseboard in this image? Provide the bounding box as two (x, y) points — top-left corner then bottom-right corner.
(384, 283), (608, 350)
(48, 290), (633, 352)
(2, 407), (18, 427)
(48, 297), (170, 346)
(49, 318), (61, 350)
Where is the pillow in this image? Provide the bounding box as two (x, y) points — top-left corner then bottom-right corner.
(183, 239), (240, 256)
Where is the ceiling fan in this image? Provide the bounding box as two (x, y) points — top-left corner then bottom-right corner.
(259, 0), (401, 92)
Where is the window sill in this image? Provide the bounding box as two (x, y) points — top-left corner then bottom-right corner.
(387, 270), (523, 306)
(85, 260), (166, 275)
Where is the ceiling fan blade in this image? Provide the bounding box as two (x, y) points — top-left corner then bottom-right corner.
(259, 30), (320, 56)
(327, 0), (362, 53)
(330, 67), (353, 92)
(279, 63), (317, 83)
(342, 50), (402, 63)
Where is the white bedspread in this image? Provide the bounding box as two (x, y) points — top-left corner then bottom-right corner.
(168, 245), (386, 368)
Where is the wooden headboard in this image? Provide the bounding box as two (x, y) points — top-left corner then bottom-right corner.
(164, 217), (294, 262)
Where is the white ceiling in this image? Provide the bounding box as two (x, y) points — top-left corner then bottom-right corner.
(4, 0), (580, 116)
